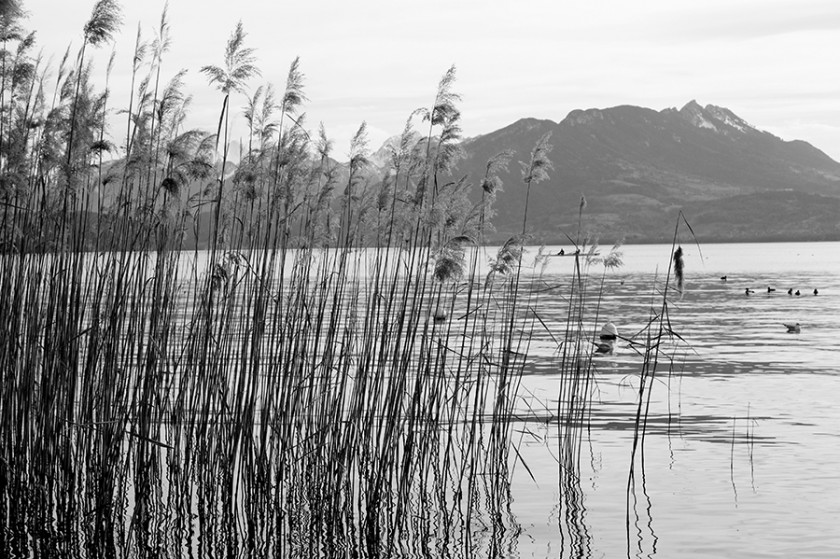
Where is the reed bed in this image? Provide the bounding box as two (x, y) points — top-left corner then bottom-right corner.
(0, 2), (687, 557)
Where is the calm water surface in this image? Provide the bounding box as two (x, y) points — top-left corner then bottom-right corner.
(507, 242), (840, 558)
(97, 241), (839, 557)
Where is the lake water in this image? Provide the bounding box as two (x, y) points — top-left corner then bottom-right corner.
(502, 242), (840, 558)
(4, 241), (837, 558)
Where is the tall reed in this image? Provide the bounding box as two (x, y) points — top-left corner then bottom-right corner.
(0, 5), (561, 557)
(0, 4), (691, 557)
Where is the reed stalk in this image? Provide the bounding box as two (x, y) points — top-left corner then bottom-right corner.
(0, 5), (690, 557)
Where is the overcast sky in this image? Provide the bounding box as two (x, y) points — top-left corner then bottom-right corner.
(21, 0), (840, 161)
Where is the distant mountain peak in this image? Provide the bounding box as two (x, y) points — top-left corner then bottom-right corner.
(682, 99), (703, 111)
(704, 104), (754, 133)
(565, 108), (605, 127)
(679, 100), (719, 131)
(676, 100), (756, 135)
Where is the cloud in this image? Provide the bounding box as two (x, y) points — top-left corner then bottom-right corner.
(21, 0), (840, 162)
(648, 1), (840, 42)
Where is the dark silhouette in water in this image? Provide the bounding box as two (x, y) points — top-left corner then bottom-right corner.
(745, 288), (755, 295)
(767, 287), (776, 293)
(720, 275), (727, 281)
(594, 342), (613, 354)
(783, 322), (801, 333)
(787, 288), (793, 295)
(795, 290), (801, 296)
(814, 289), (819, 296)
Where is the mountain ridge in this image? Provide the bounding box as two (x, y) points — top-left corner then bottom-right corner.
(430, 101), (840, 243)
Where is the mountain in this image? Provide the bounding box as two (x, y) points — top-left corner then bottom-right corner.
(128, 101), (840, 250)
(441, 101), (840, 243)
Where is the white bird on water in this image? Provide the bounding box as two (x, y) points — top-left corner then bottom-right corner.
(594, 322), (619, 354)
(783, 323), (801, 333)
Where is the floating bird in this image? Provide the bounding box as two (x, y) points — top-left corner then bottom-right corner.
(767, 287), (776, 293)
(552, 248), (588, 257)
(594, 322), (619, 354)
(814, 289), (819, 296)
(599, 322), (618, 341)
(783, 322), (801, 333)
(745, 288), (755, 295)
(795, 290), (801, 296)
(787, 288), (793, 295)
(720, 275), (727, 281)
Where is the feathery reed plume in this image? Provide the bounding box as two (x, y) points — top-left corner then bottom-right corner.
(481, 149), (514, 196)
(342, 121), (369, 244)
(143, 3), (173, 200)
(348, 121), (369, 169)
(414, 64), (462, 209)
(201, 20), (259, 252)
(200, 19), (259, 162)
(520, 132), (553, 234)
(122, 23), (147, 163)
(200, 21), (259, 98)
(316, 122), (333, 160)
(426, 64), (460, 127)
(256, 83), (278, 148)
(0, 0), (20, 17)
(66, 0), (122, 177)
(603, 241), (624, 270)
(281, 56), (307, 119)
(433, 235), (470, 282)
(242, 85), (263, 157)
(83, 0), (123, 47)
(486, 235), (525, 285)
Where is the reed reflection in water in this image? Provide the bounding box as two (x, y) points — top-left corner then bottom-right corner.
(0, 238), (618, 558)
(505, 242), (840, 558)
(7, 240), (838, 557)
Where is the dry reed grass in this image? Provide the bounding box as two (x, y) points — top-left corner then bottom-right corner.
(0, 4), (687, 557)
